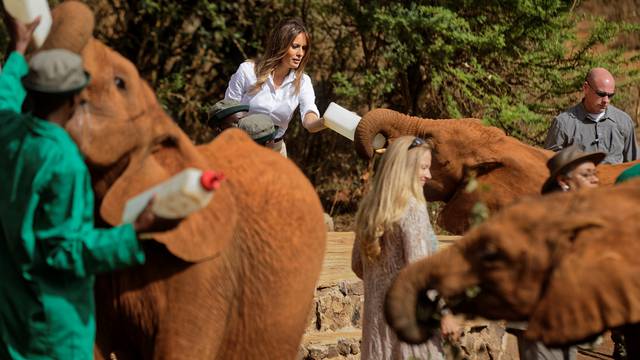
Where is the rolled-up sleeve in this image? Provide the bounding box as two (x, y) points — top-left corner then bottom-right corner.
(544, 117), (567, 151)
(224, 62), (251, 102)
(0, 51), (28, 113)
(298, 74), (319, 120)
(35, 153), (145, 278)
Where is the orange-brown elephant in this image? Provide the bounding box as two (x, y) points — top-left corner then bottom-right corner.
(354, 108), (638, 234)
(384, 179), (640, 357)
(35, 2), (327, 359)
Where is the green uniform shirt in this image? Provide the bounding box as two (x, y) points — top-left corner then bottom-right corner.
(0, 52), (146, 360)
(615, 163), (640, 184)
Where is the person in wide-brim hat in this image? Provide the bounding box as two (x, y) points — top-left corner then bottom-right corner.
(541, 145), (606, 194)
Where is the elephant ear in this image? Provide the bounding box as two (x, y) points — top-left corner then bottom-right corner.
(40, 1), (95, 54)
(526, 218), (640, 346)
(99, 138), (237, 263)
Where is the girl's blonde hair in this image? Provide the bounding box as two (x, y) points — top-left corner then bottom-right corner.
(354, 136), (433, 261)
(252, 18), (310, 95)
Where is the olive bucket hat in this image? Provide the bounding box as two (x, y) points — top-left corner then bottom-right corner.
(238, 114), (277, 145)
(541, 145), (606, 194)
(22, 49), (91, 94)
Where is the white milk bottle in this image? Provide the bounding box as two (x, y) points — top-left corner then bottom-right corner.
(121, 168), (225, 224)
(323, 102), (385, 149)
(3, 0), (53, 48)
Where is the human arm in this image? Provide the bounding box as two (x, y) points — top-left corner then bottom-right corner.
(400, 199), (435, 264)
(3, 12), (40, 55)
(35, 155), (179, 277)
(543, 117), (567, 151)
(302, 111), (326, 133)
(224, 62), (251, 102)
(440, 313), (461, 341)
(299, 74), (326, 133)
(622, 116), (638, 162)
(0, 15), (40, 112)
(399, 201), (461, 338)
(0, 52), (28, 112)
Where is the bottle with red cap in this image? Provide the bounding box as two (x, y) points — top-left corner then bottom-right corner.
(121, 168), (225, 224)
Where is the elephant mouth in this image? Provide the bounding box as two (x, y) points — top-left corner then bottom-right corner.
(416, 286), (483, 325)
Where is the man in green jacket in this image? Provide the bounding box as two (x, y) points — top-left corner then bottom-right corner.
(0, 16), (178, 359)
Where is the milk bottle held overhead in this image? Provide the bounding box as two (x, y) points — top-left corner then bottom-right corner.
(2, 0), (53, 48)
(323, 102), (386, 150)
(121, 168), (226, 224)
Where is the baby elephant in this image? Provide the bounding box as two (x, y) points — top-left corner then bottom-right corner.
(385, 179), (640, 357)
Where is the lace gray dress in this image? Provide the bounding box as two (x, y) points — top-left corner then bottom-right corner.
(352, 197), (444, 360)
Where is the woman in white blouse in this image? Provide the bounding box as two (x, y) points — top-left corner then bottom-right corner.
(224, 18), (325, 156)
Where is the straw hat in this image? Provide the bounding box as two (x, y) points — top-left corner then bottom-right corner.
(541, 145), (606, 194)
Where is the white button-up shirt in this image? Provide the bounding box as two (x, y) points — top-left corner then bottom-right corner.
(224, 61), (320, 138)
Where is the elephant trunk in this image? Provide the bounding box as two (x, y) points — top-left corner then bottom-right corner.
(384, 246), (475, 344)
(41, 1), (95, 54)
(384, 256), (444, 344)
(355, 109), (425, 159)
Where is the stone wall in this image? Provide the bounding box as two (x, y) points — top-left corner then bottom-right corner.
(299, 233), (518, 360)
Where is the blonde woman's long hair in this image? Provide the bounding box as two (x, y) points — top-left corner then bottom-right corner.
(252, 18), (310, 95)
(355, 136), (433, 262)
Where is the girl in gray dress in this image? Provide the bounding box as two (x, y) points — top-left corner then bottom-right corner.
(352, 136), (459, 360)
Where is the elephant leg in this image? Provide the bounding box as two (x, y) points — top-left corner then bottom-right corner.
(95, 275), (146, 360)
(151, 260), (231, 360)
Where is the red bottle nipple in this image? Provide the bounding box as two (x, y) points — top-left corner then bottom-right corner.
(200, 170), (226, 191)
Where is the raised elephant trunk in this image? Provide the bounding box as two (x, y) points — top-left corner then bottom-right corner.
(355, 109), (426, 159)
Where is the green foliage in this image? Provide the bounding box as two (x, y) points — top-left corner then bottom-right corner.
(318, 0), (640, 145)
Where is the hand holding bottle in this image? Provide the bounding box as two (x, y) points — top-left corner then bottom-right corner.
(133, 198), (183, 237)
(2, 12), (40, 54)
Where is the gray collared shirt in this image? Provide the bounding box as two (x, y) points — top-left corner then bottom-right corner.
(544, 102), (638, 164)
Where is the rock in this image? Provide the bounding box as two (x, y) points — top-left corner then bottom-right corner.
(306, 344), (325, 360)
(350, 342), (360, 355)
(336, 339), (352, 355)
(313, 281), (363, 331)
(326, 346), (340, 358)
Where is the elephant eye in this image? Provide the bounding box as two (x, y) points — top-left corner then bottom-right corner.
(114, 76), (126, 90)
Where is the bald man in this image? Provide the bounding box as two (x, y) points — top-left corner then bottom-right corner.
(544, 68), (638, 164)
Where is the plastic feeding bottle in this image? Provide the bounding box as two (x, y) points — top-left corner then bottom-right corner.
(2, 0), (53, 49)
(121, 168), (225, 224)
(323, 102), (386, 150)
